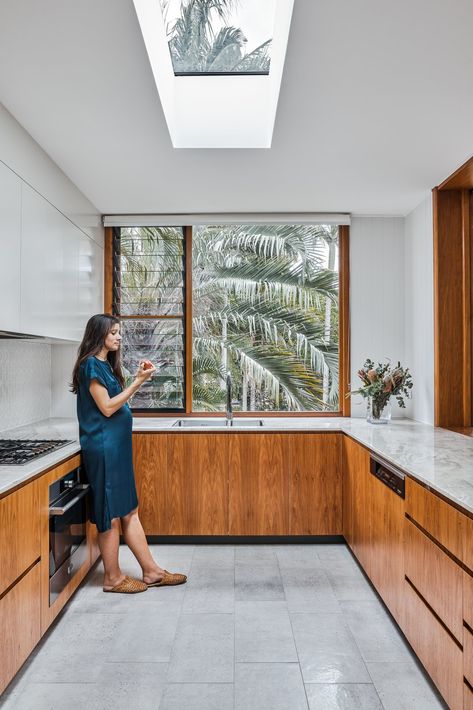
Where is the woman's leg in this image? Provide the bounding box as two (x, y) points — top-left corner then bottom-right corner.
(98, 518), (125, 588)
(120, 508), (165, 584)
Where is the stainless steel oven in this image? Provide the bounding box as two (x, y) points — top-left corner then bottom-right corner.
(48, 467), (90, 604)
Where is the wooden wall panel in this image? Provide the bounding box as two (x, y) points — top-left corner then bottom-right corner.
(289, 433), (342, 534)
(0, 562), (41, 694)
(229, 434), (287, 535)
(132, 433), (169, 535)
(167, 434), (228, 535)
(0, 480), (40, 595)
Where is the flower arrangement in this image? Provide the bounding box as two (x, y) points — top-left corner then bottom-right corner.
(349, 359), (413, 422)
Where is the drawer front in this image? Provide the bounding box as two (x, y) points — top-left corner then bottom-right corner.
(465, 572), (473, 630)
(0, 481), (40, 595)
(466, 514), (473, 572)
(406, 478), (464, 563)
(465, 624), (473, 687)
(405, 517), (463, 641)
(402, 579), (463, 710)
(0, 562), (41, 694)
(465, 683), (473, 710)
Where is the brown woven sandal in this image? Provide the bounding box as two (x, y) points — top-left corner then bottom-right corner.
(147, 570), (187, 587)
(103, 575), (148, 594)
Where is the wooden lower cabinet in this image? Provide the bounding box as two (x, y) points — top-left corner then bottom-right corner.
(465, 572), (473, 629)
(465, 683), (473, 710)
(289, 434), (341, 535)
(229, 434), (287, 535)
(403, 579), (464, 710)
(167, 434), (228, 535)
(404, 517), (463, 642)
(342, 436), (372, 575)
(0, 561), (41, 694)
(0, 480), (40, 595)
(132, 433), (168, 535)
(370, 472), (404, 623)
(465, 623), (473, 688)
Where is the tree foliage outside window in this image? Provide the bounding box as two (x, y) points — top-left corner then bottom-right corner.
(114, 224), (340, 413)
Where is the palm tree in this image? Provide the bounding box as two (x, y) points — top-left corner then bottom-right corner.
(162, 0), (271, 73)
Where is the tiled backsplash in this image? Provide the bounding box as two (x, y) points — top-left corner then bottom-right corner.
(0, 341), (78, 431)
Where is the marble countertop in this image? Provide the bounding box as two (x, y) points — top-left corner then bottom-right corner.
(1, 416), (472, 518)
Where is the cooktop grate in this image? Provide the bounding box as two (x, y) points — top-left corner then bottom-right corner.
(0, 439), (73, 465)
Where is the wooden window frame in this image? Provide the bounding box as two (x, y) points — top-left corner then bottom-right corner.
(104, 224), (351, 417)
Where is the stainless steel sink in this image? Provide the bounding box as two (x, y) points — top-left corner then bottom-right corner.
(173, 419), (264, 428)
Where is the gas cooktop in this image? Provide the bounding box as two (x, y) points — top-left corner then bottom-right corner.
(0, 439), (73, 465)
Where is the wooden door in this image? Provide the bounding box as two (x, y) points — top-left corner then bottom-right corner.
(167, 434), (228, 535)
(289, 433), (342, 534)
(132, 433), (169, 535)
(228, 434), (288, 535)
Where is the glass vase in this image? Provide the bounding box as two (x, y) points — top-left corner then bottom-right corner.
(366, 396), (391, 424)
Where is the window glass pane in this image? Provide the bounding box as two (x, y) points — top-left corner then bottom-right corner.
(192, 225), (339, 413)
(121, 319), (185, 410)
(161, 0), (274, 75)
(114, 227), (184, 316)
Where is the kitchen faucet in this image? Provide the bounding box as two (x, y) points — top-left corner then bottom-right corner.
(226, 372), (233, 425)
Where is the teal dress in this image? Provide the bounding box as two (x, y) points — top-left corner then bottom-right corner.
(77, 356), (138, 532)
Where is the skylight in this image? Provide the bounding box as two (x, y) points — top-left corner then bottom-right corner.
(132, 0), (294, 147)
(160, 0), (275, 75)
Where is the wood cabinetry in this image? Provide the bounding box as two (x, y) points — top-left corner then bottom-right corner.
(370, 472), (405, 623)
(133, 432), (342, 537)
(404, 517), (463, 641)
(289, 434), (342, 535)
(342, 436), (372, 575)
(0, 480), (40, 595)
(0, 562), (41, 694)
(465, 683), (473, 710)
(229, 434), (287, 535)
(402, 578), (464, 710)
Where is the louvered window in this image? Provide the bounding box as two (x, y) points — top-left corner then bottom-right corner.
(112, 227), (186, 410)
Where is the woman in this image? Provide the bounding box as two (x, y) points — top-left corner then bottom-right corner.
(71, 313), (187, 594)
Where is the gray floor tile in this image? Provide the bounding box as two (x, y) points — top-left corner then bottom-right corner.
(235, 663), (308, 710)
(324, 560), (378, 602)
(182, 566), (234, 613)
(281, 567), (340, 613)
(367, 661), (447, 709)
(235, 563), (285, 601)
(167, 613), (234, 682)
(315, 544), (353, 565)
(340, 600), (412, 662)
(191, 545), (235, 569)
(305, 683), (383, 710)
(235, 601), (298, 662)
(275, 545), (321, 570)
(159, 683), (234, 710)
(235, 545), (277, 564)
(291, 613), (371, 683)
(108, 608), (180, 662)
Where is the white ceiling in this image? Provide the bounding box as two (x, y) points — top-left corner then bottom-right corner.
(0, 0), (473, 216)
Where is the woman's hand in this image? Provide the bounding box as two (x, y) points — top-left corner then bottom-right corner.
(134, 360), (156, 385)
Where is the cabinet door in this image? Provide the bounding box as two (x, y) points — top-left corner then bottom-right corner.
(0, 562), (41, 694)
(0, 162), (21, 331)
(369, 474), (405, 622)
(132, 433), (169, 535)
(289, 434), (342, 534)
(343, 436), (372, 575)
(0, 481), (40, 595)
(229, 434), (287, 535)
(167, 434), (228, 535)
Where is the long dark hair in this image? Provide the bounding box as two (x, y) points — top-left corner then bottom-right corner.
(71, 314), (125, 393)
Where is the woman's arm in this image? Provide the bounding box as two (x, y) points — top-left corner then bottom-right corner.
(89, 362), (156, 417)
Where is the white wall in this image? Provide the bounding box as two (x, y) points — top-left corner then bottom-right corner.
(404, 194), (434, 424)
(350, 215), (406, 417)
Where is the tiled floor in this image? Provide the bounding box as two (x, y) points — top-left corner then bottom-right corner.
(1, 544), (447, 709)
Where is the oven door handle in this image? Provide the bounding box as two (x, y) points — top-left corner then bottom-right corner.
(49, 484), (90, 516)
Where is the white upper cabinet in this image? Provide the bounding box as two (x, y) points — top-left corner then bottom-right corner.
(0, 162), (21, 332)
(20, 184), (103, 341)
